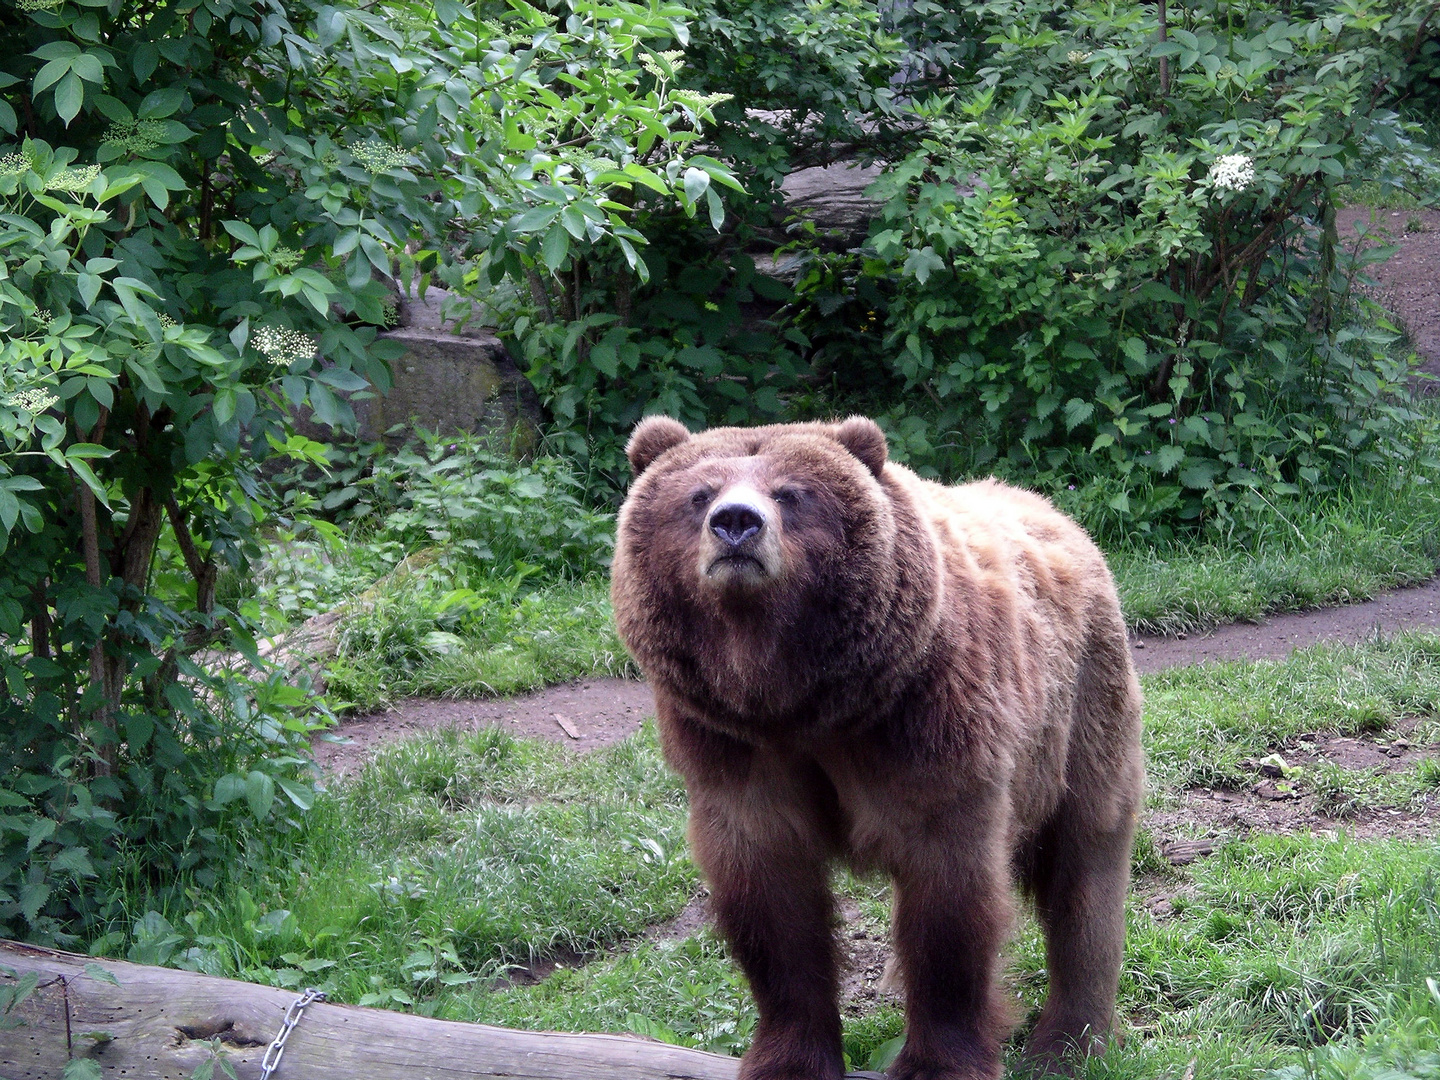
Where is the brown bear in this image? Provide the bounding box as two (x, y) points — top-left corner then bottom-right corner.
(610, 416), (1144, 1080)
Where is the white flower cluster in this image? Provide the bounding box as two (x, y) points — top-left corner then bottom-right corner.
(643, 50), (686, 78)
(670, 89), (735, 112)
(157, 313), (177, 329)
(349, 140), (408, 173)
(102, 120), (168, 156)
(1067, 50), (1092, 64)
(270, 246), (303, 271)
(46, 165), (101, 194)
(389, 9), (429, 33)
(1207, 153), (1254, 192)
(253, 326), (317, 366)
(18, 0), (64, 11)
(1216, 63), (1238, 81)
(0, 152), (33, 178)
(5, 389), (58, 414)
(31, 308), (52, 325)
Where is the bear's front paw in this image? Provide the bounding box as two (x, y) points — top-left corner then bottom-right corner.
(887, 1048), (1002, 1080)
(738, 1063), (843, 1080)
(738, 1036), (845, 1080)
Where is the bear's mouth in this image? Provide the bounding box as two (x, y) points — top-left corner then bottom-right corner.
(704, 552), (773, 584)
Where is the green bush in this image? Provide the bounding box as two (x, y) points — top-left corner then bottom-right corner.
(793, 0), (1439, 540)
(0, 0), (736, 942)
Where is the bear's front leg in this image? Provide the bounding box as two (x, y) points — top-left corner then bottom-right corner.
(686, 764), (845, 1080)
(886, 813), (1014, 1080)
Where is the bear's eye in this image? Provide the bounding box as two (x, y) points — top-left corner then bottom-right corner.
(772, 487), (803, 508)
(690, 489), (713, 510)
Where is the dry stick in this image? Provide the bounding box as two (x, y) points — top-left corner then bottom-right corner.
(1405, 4), (1440, 67)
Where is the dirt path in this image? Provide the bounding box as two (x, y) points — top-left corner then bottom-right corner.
(314, 576), (1440, 776)
(1336, 204), (1440, 379)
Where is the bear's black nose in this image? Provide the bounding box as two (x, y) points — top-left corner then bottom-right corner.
(709, 502), (765, 547)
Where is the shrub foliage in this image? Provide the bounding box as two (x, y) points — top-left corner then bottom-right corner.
(0, 0), (727, 941)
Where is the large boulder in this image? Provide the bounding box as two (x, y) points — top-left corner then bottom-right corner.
(366, 290), (544, 450)
(301, 289), (545, 450)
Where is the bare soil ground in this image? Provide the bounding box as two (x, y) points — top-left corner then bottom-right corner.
(316, 577), (1440, 776)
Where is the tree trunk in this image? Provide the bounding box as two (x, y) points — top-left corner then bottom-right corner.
(0, 941), (741, 1080)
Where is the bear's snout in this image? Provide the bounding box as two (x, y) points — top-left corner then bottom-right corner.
(697, 485), (782, 588)
(709, 501), (765, 547)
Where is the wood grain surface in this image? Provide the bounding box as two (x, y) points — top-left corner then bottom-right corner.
(0, 940), (741, 1080)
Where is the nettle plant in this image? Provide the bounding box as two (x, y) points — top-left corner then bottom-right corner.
(0, 0), (735, 941)
(860, 0), (1437, 540)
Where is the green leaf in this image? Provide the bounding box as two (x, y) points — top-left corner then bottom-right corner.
(33, 56), (74, 95)
(705, 187), (724, 231)
(138, 86), (186, 119)
(52, 848), (98, 877)
(66, 443), (112, 459)
(682, 166), (709, 204)
(245, 770), (275, 821)
(541, 226), (570, 272)
(902, 247), (946, 285)
(1062, 398), (1094, 431)
(62, 1059), (103, 1080)
(590, 341), (619, 379)
(71, 53), (104, 84)
(276, 777), (314, 811)
(1154, 445), (1185, 475)
(18, 881), (49, 923)
(53, 71), (85, 126)
(213, 773), (245, 806)
(513, 206), (562, 233)
(31, 41), (81, 61)
(76, 273), (102, 309)
(1179, 460), (1223, 490)
(131, 42), (159, 81)
(92, 94), (132, 122)
(619, 163), (670, 195)
(67, 459), (109, 509)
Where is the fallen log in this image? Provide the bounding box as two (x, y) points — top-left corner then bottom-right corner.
(0, 940), (741, 1079)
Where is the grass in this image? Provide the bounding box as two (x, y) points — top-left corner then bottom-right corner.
(320, 575), (633, 707)
(237, 441), (1440, 709)
(1111, 464), (1440, 634)
(94, 634), (1440, 1079)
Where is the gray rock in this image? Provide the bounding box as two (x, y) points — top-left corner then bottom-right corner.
(778, 162), (884, 248)
(301, 289), (544, 451)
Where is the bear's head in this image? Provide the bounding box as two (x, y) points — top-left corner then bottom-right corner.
(612, 417), (938, 735)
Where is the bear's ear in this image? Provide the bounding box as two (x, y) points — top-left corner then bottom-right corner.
(627, 416), (691, 476)
(834, 416), (888, 477)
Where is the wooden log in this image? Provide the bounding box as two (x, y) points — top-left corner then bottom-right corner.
(0, 940), (740, 1080)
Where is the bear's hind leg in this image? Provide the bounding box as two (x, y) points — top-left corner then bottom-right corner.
(1022, 631), (1143, 1073)
(1022, 799), (1136, 1071)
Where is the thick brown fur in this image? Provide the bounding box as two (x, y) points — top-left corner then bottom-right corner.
(611, 417), (1144, 1080)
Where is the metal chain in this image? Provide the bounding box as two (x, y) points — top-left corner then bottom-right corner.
(259, 987), (327, 1080)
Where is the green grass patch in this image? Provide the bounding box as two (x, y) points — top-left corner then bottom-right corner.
(1144, 633), (1440, 790)
(321, 575), (633, 708)
(95, 636), (1440, 1079)
(1113, 468), (1440, 635)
